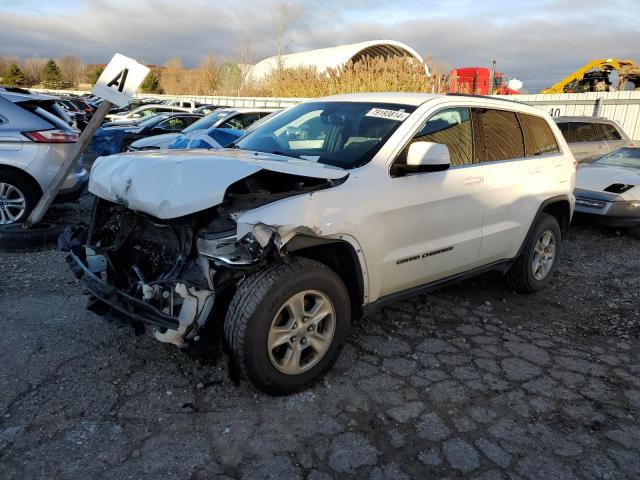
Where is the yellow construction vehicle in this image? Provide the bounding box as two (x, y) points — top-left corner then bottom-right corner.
(541, 59), (640, 94)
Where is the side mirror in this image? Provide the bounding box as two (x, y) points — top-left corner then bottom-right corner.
(404, 141), (451, 172)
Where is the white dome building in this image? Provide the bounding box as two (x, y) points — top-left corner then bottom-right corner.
(246, 40), (427, 82)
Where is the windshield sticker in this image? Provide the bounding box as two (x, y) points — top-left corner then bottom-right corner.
(365, 108), (410, 121)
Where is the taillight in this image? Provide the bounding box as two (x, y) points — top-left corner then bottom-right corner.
(23, 129), (78, 143)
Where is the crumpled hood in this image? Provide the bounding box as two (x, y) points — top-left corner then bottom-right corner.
(576, 164), (640, 200)
(89, 149), (348, 219)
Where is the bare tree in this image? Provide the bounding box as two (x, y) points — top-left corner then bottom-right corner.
(234, 33), (255, 95)
(22, 58), (47, 86)
(271, 0), (293, 71)
(57, 55), (85, 87)
(160, 57), (185, 95)
(193, 53), (219, 95)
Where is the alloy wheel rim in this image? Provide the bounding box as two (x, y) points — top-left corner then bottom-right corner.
(0, 182), (27, 225)
(532, 230), (556, 281)
(267, 290), (336, 375)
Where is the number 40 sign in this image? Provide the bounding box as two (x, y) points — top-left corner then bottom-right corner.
(92, 53), (150, 107)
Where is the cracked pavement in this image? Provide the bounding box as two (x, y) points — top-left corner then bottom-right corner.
(1, 202), (639, 479)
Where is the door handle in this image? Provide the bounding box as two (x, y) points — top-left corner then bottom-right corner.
(463, 176), (484, 185)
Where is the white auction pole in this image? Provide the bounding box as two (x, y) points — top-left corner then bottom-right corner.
(25, 100), (112, 227)
(24, 53), (150, 228)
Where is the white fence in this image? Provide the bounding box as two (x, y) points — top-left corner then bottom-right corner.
(501, 91), (640, 140)
(32, 89), (640, 140)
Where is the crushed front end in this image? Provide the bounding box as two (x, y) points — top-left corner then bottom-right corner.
(61, 196), (271, 350)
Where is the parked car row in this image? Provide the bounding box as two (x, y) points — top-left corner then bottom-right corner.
(127, 107), (278, 151)
(0, 86), (88, 224)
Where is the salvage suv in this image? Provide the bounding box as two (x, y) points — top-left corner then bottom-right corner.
(63, 93), (576, 395)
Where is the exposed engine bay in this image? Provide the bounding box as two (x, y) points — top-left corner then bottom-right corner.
(62, 170), (339, 350)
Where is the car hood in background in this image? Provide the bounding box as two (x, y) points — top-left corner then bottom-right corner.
(90, 127), (140, 155)
(89, 149), (348, 219)
(576, 164), (640, 200)
(129, 133), (179, 150)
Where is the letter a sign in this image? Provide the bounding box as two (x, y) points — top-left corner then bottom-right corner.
(92, 53), (150, 107)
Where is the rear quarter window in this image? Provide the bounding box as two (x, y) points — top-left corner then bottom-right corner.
(16, 101), (71, 130)
(518, 113), (560, 156)
(599, 123), (623, 141)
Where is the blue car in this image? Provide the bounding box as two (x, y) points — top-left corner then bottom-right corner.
(167, 109), (282, 150)
(90, 113), (202, 155)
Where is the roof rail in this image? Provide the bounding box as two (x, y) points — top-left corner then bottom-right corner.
(446, 93), (519, 103)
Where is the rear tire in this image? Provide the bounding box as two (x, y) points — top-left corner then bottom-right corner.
(0, 171), (40, 225)
(506, 213), (562, 293)
(224, 257), (351, 395)
(0, 222), (62, 250)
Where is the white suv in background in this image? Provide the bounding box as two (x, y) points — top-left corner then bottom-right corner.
(65, 93), (576, 394)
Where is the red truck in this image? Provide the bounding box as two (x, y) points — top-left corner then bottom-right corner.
(449, 67), (522, 95)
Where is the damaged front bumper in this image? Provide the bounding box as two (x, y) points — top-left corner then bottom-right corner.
(62, 226), (215, 348)
(67, 246), (181, 330)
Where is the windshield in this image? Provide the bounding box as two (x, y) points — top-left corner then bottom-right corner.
(235, 101), (416, 169)
(183, 110), (236, 133)
(595, 148), (640, 169)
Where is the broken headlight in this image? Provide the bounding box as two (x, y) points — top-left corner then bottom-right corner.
(196, 231), (262, 266)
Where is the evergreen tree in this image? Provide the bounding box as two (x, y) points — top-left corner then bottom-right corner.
(88, 66), (104, 86)
(3, 63), (25, 86)
(42, 59), (62, 88)
(140, 71), (163, 94)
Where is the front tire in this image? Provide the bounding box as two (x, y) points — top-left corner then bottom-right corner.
(224, 257), (351, 395)
(506, 213), (562, 293)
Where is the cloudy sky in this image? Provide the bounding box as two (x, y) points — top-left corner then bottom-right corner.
(1, 0), (639, 92)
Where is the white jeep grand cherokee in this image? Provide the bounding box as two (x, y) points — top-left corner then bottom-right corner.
(63, 93), (576, 395)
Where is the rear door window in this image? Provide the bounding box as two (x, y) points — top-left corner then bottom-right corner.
(475, 109), (525, 162)
(518, 113), (560, 156)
